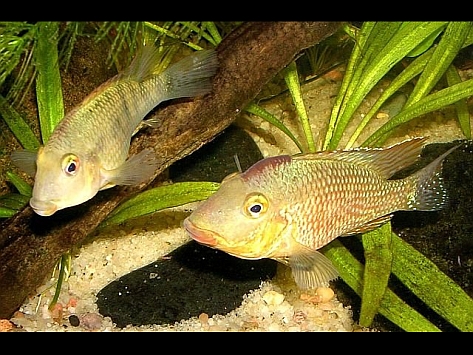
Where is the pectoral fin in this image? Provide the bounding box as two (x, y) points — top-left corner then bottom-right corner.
(278, 243), (339, 289)
(100, 148), (158, 189)
(10, 149), (38, 177)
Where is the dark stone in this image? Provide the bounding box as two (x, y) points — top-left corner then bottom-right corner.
(97, 241), (277, 327)
(69, 314), (80, 327)
(97, 125), (277, 328)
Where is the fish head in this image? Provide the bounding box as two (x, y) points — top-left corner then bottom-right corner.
(183, 171), (288, 260)
(30, 146), (102, 216)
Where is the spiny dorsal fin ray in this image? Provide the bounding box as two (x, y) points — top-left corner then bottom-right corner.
(119, 44), (170, 82)
(294, 137), (427, 179)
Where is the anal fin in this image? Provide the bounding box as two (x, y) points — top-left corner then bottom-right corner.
(341, 214), (393, 236)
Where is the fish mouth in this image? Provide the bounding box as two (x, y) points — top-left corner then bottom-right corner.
(182, 218), (218, 246)
(29, 199), (58, 217)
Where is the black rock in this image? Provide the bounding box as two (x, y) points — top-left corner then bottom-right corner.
(97, 241), (277, 327)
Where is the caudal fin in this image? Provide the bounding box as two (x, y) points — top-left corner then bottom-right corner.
(409, 144), (460, 211)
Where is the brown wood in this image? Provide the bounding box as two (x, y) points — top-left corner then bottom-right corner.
(0, 21), (342, 319)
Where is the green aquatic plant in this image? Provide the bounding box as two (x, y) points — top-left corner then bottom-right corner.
(283, 22), (473, 331)
(326, 22), (473, 149)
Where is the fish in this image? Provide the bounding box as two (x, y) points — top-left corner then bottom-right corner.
(11, 46), (219, 216)
(183, 137), (459, 289)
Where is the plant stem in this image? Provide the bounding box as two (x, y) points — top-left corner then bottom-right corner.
(284, 61), (316, 153)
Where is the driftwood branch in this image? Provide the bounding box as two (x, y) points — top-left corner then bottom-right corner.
(0, 21), (341, 318)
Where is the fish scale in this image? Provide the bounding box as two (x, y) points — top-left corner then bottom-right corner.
(276, 159), (406, 249)
(184, 137), (460, 289)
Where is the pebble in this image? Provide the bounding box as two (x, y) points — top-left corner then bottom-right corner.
(262, 290), (285, 306)
(69, 315), (80, 327)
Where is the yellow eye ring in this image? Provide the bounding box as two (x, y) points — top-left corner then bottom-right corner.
(61, 154), (80, 176)
(243, 193), (269, 218)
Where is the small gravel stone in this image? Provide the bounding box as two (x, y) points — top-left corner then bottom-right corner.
(69, 315), (80, 327)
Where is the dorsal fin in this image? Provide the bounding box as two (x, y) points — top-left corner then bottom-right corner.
(118, 44), (167, 82)
(294, 137), (427, 179)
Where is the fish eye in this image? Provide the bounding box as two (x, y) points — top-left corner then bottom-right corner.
(62, 154), (80, 176)
(243, 193), (268, 218)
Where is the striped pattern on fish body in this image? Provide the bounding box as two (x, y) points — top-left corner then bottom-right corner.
(184, 137), (459, 289)
(11, 47), (219, 216)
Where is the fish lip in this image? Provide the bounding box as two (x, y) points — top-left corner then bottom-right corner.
(183, 218), (218, 246)
(29, 199), (58, 217)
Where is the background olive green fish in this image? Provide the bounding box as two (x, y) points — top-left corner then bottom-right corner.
(184, 137), (459, 289)
(11, 47), (219, 216)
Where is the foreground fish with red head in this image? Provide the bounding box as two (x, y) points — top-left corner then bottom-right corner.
(183, 137), (458, 289)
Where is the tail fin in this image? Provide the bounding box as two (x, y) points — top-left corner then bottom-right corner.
(409, 144), (460, 211)
(161, 49), (219, 99)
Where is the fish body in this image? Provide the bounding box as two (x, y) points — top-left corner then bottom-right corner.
(12, 47), (219, 216)
(183, 137), (458, 289)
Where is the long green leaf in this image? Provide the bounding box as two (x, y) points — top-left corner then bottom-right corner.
(0, 193), (29, 210)
(391, 234), (473, 331)
(245, 102), (304, 153)
(0, 207), (17, 218)
(359, 223), (393, 327)
(445, 65), (471, 138)
(326, 22), (447, 150)
(34, 21), (64, 143)
(323, 21), (389, 150)
(363, 77), (473, 146)
(283, 61), (315, 153)
(405, 22), (471, 107)
(345, 46), (435, 149)
(203, 22), (222, 46)
(323, 240), (440, 331)
(6, 171), (32, 197)
(321, 23), (374, 151)
(100, 182), (220, 229)
(0, 94), (40, 150)
(346, 23), (473, 148)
